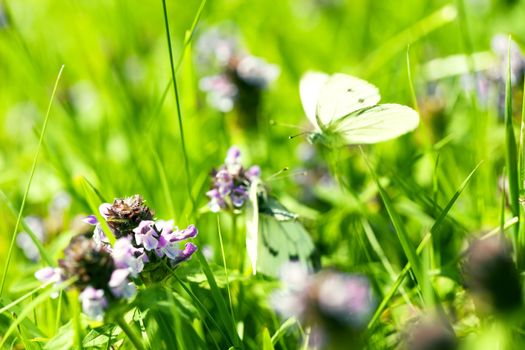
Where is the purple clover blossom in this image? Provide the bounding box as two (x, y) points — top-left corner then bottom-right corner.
(133, 220), (159, 251)
(155, 223), (199, 261)
(83, 215), (110, 247)
(236, 56), (280, 88)
(231, 187), (248, 207)
(317, 274), (375, 328)
(207, 146), (260, 213)
(172, 242), (198, 265)
(35, 267), (63, 284)
(199, 74), (238, 112)
(196, 26), (279, 114)
(109, 269), (136, 298)
(226, 146), (241, 164)
(245, 165), (261, 180)
(206, 188), (227, 212)
(271, 265), (376, 348)
(112, 237), (146, 277)
(195, 26), (239, 69)
(216, 169), (235, 196)
(79, 287), (108, 321)
(79, 196), (199, 288)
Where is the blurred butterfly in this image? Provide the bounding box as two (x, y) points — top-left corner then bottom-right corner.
(299, 71), (420, 147)
(246, 178), (317, 277)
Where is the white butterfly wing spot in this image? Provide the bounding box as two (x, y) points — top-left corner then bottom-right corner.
(317, 73), (381, 127)
(299, 71), (330, 130)
(335, 104), (420, 144)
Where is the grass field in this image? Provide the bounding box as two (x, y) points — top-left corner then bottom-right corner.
(2, 0), (525, 349)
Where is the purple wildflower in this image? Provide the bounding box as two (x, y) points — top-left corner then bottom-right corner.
(196, 26), (279, 119)
(75, 195), (199, 292)
(171, 242), (198, 265)
(112, 237), (146, 277)
(245, 165), (261, 180)
(236, 56), (280, 88)
(199, 74), (238, 112)
(271, 265), (376, 349)
(35, 267), (63, 284)
(79, 287), (108, 321)
(156, 223), (199, 260)
(231, 187), (248, 207)
(109, 269), (136, 298)
(207, 146), (260, 213)
(133, 220), (159, 251)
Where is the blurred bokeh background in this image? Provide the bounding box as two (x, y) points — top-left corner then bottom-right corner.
(2, 0), (525, 347)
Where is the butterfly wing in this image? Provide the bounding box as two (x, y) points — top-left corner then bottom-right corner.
(300, 71), (330, 130)
(246, 178), (261, 275)
(256, 198), (316, 278)
(331, 103), (420, 144)
(317, 73), (381, 127)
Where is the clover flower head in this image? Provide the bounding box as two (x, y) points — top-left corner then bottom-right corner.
(236, 56), (280, 88)
(196, 26), (279, 115)
(36, 195), (199, 319)
(133, 220), (159, 251)
(112, 237), (146, 277)
(463, 236), (522, 314)
(271, 265), (376, 349)
(109, 269), (136, 298)
(35, 234), (135, 319)
(195, 26), (239, 69)
(207, 146), (260, 212)
(199, 74), (238, 112)
(404, 316), (458, 350)
(79, 287), (108, 321)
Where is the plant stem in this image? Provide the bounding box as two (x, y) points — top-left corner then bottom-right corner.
(116, 315), (146, 350)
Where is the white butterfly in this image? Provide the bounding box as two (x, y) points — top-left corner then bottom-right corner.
(246, 178), (316, 277)
(299, 71), (420, 147)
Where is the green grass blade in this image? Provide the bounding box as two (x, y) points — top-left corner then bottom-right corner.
(360, 148), (428, 301)
(160, 0), (197, 217)
(271, 317), (298, 345)
(367, 162), (480, 329)
(216, 216), (237, 339)
(196, 252), (242, 348)
(78, 177), (115, 245)
(150, 145), (176, 218)
(0, 65), (64, 297)
(504, 36), (520, 234)
(519, 64), (525, 266)
(261, 328), (275, 350)
(0, 278), (75, 348)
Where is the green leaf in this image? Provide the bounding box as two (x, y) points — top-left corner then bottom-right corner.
(44, 321), (74, 350)
(261, 328), (275, 350)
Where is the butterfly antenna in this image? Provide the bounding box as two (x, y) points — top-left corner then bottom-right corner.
(266, 169), (309, 182)
(269, 120), (306, 131)
(265, 167), (289, 181)
(288, 131), (309, 140)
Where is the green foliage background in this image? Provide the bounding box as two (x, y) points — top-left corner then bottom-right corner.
(2, 0), (525, 348)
